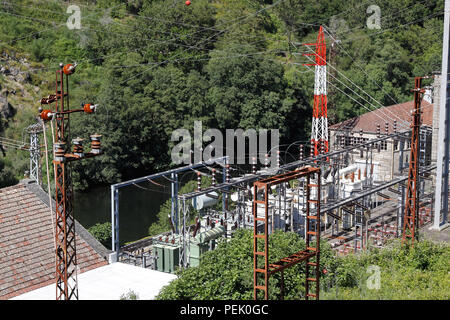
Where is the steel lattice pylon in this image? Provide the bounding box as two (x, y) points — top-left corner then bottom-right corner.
(402, 76), (429, 247)
(26, 123), (43, 184)
(304, 26), (329, 157)
(53, 66), (79, 300)
(252, 167), (321, 300)
(38, 63), (101, 300)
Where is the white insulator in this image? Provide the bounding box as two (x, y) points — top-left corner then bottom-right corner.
(192, 192), (219, 210)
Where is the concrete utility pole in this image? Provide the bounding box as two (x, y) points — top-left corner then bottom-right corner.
(26, 123), (43, 185)
(433, 0), (450, 230)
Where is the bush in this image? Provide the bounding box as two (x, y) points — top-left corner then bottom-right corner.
(156, 232), (449, 300)
(88, 222), (112, 249)
(0, 157), (18, 187)
(120, 290), (139, 300)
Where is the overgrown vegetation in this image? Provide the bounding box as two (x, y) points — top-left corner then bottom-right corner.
(88, 221), (112, 249)
(148, 174), (214, 236)
(156, 229), (450, 300)
(119, 289), (139, 300)
(0, 0), (444, 190)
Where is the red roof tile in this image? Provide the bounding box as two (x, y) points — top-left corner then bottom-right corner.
(0, 183), (108, 300)
(329, 100), (433, 134)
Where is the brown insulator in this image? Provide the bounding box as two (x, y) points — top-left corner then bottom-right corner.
(54, 142), (66, 163)
(90, 133), (102, 154)
(72, 137), (84, 158)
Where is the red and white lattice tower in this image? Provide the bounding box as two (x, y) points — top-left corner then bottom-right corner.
(304, 26), (328, 157)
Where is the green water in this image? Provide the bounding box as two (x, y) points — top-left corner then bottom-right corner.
(74, 182), (171, 245)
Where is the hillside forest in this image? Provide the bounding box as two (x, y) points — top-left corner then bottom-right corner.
(0, 0), (445, 190)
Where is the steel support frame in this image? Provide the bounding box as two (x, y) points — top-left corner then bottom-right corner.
(252, 166), (321, 300)
(110, 156), (228, 262)
(321, 164), (436, 216)
(179, 198), (190, 268)
(53, 69), (78, 300)
(402, 77), (424, 247)
(27, 123), (43, 184)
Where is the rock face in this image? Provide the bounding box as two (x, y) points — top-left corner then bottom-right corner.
(0, 52), (32, 84)
(0, 94), (14, 119)
(0, 52), (31, 120)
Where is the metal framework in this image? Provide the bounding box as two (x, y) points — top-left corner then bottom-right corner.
(110, 156), (229, 263)
(402, 76), (429, 247)
(252, 166), (321, 300)
(39, 63), (101, 300)
(52, 66), (78, 300)
(26, 123), (43, 184)
(304, 26), (329, 156)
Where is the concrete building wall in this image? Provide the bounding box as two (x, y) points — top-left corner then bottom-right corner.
(329, 129), (431, 183)
(431, 74), (441, 163)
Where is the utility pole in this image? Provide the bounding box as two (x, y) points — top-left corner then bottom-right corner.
(402, 76), (430, 247)
(26, 123), (43, 185)
(303, 26), (329, 157)
(38, 62), (102, 300)
(433, 0), (450, 230)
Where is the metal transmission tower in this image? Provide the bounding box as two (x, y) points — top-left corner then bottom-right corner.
(38, 62), (102, 300)
(433, 0), (450, 230)
(304, 26), (329, 157)
(252, 167), (321, 300)
(402, 76), (431, 247)
(26, 123), (43, 184)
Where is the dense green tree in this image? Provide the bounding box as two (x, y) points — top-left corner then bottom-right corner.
(0, 157), (17, 187)
(157, 230), (449, 300)
(88, 221), (112, 249)
(0, 0), (446, 190)
(157, 229), (320, 300)
(148, 175), (213, 236)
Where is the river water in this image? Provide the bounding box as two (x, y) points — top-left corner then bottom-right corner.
(73, 182), (171, 246)
(73, 166), (248, 246)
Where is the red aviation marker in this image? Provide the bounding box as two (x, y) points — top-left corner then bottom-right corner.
(303, 26), (329, 157)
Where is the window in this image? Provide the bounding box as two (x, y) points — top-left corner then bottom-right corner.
(337, 134), (368, 148)
(373, 140), (387, 151)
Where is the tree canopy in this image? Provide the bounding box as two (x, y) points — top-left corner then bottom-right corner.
(0, 0), (445, 189)
(156, 229), (449, 300)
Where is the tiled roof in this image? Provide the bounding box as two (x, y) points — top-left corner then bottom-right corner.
(329, 100), (434, 134)
(0, 181), (109, 300)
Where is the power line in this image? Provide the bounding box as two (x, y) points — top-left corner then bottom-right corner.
(298, 65), (410, 130)
(325, 0), (440, 38)
(296, 48), (411, 129)
(339, 11), (446, 45)
(0, 2), (124, 44)
(1, 1), (300, 76)
(322, 26), (401, 107)
(118, 0), (290, 84)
